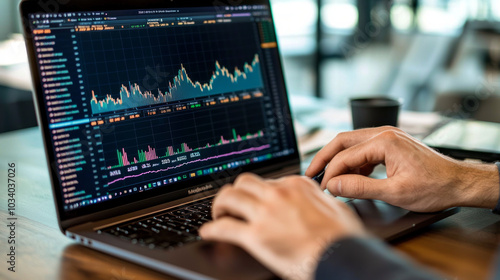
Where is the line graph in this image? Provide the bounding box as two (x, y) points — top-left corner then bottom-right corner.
(78, 22), (264, 116)
(100, 97), (270, 188)
(109, 129), (264, 169)
(107, 144), (271, 186)
(90, 54), (263, 114)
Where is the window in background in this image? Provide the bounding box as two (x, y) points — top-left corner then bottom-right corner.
(270, 0), (318, 96)
(270, 0), (361, 97)
(390, 0), (500, 35)
(271, 0), (317, 55)
(416, 0), (468, 34)
(391, 0), (414, 31)
(321, 0), (358, 33)
(0, 0), (37, 133)
(491, 0), (500, 20)
(0, 0), (27, 66)
(0, 0), (21, 41)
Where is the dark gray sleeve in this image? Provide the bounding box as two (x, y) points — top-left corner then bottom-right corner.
(492, 162), (500, 214)
(314, 237), (440, 280)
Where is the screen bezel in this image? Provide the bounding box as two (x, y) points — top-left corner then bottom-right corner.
(20, 0), (300, 230)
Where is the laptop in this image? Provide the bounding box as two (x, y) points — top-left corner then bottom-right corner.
(20, 0), (458, 279)
(422, 118), (500, 162)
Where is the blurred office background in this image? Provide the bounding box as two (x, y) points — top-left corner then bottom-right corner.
(1, 0), (500, 133)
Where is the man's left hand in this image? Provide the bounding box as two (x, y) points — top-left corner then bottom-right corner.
(199, 173), (367, 280)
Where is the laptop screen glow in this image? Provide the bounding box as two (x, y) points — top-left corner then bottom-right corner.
(27, 4), (297, 215)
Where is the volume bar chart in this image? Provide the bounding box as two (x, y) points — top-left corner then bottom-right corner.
(91, 55), (264, 114)
(107, 144), (271, 186)
(109, 129), (265, 169)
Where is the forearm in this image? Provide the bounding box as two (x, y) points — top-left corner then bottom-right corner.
(455, 161), (499, 209)
(315, 237), (440, 280)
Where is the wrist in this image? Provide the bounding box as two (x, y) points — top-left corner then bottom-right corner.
(456, 161), (499, 209)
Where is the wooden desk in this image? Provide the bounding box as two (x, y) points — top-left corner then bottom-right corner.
(1, 127), (500, 280)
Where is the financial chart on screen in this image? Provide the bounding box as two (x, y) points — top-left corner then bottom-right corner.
(29, 5), (296, 213)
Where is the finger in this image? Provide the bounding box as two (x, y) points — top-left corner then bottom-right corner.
(212, 187), (259, 221)
(232, 173), (267, 199)
(320, 131), (392, 188)
(305, 127), (396, 177)
(199, 217), (251, 248)
(269, 175), (320, 189)
(326, 174), (388, 200)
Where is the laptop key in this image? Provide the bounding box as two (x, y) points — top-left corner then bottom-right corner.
(171, 209), (194, 216)
(107, 229), (121, 236)
(137, 221), (149, 228)
(140, 237), (156, 245)
(153, 216), (164, 222)
(125, 224), (139, 231)
(151, 227), (160, 234)
(128, 233), (139, 239)
(101, 198), (214, 249)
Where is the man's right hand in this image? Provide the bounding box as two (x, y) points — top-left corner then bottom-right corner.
(305, 126), (499, 212)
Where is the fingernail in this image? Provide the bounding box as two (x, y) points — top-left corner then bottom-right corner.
(337, 180), (342, 195)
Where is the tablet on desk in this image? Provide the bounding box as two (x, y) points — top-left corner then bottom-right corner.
(422, 119), (500, 162)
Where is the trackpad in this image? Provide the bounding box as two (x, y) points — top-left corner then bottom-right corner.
(165, 241), (276, 280)
(348, 199), (410, 226)
(347, 200), (457, 241)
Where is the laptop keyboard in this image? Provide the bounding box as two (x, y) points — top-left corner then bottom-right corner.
(98, 198), (213, 250)
(99, 196), (354, 250)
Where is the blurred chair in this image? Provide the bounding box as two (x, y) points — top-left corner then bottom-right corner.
(432, 21), (500, 123)
(384, 33), (461, 111)
(434, 92), (500, 123)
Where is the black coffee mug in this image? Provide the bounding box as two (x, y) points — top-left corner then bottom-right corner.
(350, 97), (402, 130)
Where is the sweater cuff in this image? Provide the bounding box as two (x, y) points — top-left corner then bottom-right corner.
(492, 162), (500, 214)
(314, 237), (439, 280)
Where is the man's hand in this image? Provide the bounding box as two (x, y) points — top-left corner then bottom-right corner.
(305, 126), (499, 212)
(199, 173), (366, 280)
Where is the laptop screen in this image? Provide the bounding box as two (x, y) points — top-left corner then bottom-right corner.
(24, 1), (298, 218)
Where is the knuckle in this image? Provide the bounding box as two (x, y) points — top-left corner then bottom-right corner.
(336, 132), (350, 146)
(377, 130), (401, 143)
(380, 125), (398, 131)
(234, 173), (258, 186)
(271, 186), (289, 198)
(274, 175), (298, 186)
(284, 175), (304, 185)
(283, 176), (312, 191)
(213, 187), (235, 207)
(337, 131), (348, 139)
(264, 185), (292, 202)
(217, 185), (233, 198)
(379, 125), (403, 135)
